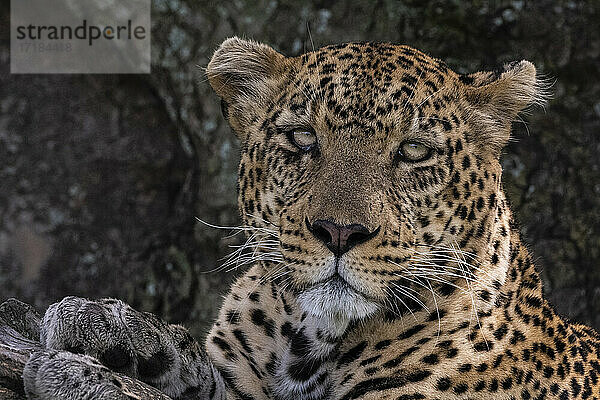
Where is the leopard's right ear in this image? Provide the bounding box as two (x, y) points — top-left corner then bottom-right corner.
(206, 37), (286, 131)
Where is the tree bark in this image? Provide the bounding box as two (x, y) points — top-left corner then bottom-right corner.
(0, 298), (40, 400)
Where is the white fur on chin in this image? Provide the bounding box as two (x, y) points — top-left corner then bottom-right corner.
(297, 278), (379, 337)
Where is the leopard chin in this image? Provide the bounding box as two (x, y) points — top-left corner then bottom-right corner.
(296, 275), (379, 337)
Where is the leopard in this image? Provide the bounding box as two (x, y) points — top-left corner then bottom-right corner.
(8, 37), (600, 400)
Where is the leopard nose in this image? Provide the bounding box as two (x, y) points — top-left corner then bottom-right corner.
(307, 219), (380, 257)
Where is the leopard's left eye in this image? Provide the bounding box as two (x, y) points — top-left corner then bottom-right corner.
(288, 129), (317, 151)
(397, 141), (432, 162)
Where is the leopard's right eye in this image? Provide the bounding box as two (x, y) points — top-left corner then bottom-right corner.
(287, 129), (317, 151)
(397, 141), (432, 163)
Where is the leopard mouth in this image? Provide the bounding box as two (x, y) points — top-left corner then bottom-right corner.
(318, 274), (358, 294)
(313, 273), (376, 301)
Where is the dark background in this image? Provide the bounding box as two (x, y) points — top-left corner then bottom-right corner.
(0, 0), (599, 338)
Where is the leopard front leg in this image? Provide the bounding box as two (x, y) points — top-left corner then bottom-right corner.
(269, 313), (341, 400)
(206, 266), (341, 400)
(27, 296), (226, 400)
(23, 349), (172, 399)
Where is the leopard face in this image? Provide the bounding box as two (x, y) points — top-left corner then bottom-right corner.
(207, 38), (542, 332)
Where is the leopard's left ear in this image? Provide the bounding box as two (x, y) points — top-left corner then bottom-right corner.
(461, 60), (548, 154)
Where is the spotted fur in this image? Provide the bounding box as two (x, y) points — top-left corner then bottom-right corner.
(204, 37), (600, 399)
(21, 38), (599, 400)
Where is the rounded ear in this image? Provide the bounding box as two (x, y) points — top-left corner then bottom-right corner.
(206, 37), (286, 106)
(461, 60), (549, 154)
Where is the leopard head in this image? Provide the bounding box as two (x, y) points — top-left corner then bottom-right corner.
(207, 38), (544, 331)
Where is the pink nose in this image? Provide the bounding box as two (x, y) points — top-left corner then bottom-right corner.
(307, 219), (379, 257)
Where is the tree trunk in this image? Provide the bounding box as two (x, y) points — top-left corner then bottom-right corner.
(0, 299), (41, 400)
